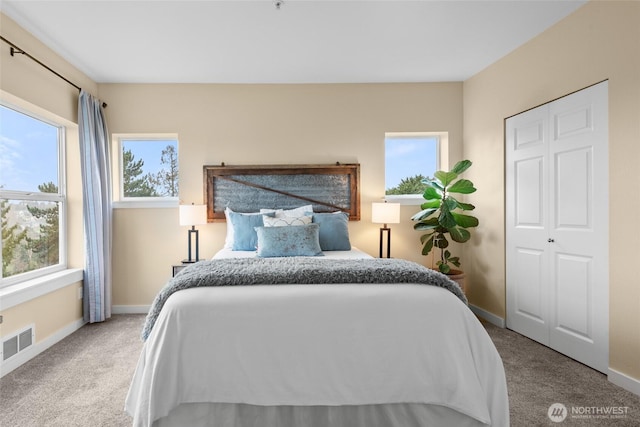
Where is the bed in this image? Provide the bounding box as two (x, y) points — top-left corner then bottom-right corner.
(125, 205), (509, 426)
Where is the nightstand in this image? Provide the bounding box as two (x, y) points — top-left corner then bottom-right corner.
(172, 261), (196, 277)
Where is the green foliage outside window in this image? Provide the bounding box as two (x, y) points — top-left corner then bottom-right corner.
(385, 174), (430, 195)
(123, 144), (179, 197)
(1, 182), (60, 278)
(26, 182), (60, 269)
(1, 198), (27, 277)
(150, 145), (179, 197)
(123, 149), (158, 197)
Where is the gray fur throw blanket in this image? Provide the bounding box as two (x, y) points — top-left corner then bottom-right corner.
(141, 257), (467, 341)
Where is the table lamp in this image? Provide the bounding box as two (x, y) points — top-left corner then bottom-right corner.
(371, 202), (401, 258)
(179, 203), (207, 263)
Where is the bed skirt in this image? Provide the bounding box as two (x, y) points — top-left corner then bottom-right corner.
(153, 402), (490, 427)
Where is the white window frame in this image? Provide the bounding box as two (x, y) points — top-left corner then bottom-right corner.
(384, 131), (449, 205)
(0, 102), (67, 289)
(112, 133), (179, 209)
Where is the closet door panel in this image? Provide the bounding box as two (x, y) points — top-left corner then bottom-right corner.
(554, 253), (593, 341)
(505, 105), (549, 344)
(554, 148), (592, 229)
(547, 82), (609, 373)
(515, 157), (545, 227)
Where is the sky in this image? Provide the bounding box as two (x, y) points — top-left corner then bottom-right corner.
(0, 105), (59, 192)
(385, 136), (438, 191)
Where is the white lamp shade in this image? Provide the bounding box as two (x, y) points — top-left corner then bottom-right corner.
(371, 202), (401, 224)
(179, 204), (208, 226)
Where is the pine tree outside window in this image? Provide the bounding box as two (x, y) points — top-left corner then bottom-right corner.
(113, 135), (179, 207)
(0, 103), (66, 287)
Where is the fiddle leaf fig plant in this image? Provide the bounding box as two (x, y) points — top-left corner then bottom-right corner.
(411, 160), (479, 274)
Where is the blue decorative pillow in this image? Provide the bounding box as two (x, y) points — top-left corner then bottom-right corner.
(224, 207), (264, 249)
(312, 212), (351, 251)
(228, 209), (265, 251)
(255, 224), (323, 257)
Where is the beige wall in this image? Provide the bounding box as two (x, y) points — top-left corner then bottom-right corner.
(0, 283), (83, 341)
(100, 83), (463, 305)
(0, 14), (97, 123)
(0, 13), (91, 344)
(463, 0), (640, 381)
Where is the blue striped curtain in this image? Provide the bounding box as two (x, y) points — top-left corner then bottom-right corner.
(78, 90), (112, 323)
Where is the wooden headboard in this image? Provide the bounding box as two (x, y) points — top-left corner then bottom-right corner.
(204, 163), (360, 222)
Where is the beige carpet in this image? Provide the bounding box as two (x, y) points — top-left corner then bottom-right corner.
(482, 321), (640, 426)
(1, 314), (639, 426)
(1, 315), (144, 426)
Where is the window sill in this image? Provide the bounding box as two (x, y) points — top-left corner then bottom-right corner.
(0, 269), (83, 311)
(113, 199), (178, 209)
(384, 195), (424, 206)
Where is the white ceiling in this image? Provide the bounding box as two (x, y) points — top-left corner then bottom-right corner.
(2, 0), (587, 84)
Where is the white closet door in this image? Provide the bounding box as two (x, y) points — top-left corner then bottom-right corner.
(506, 81), (609, 373)
(547, 82), (609, 372)
(505, 104), (551, 346)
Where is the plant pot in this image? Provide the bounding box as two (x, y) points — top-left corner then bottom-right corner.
(447, 269), (466, 293)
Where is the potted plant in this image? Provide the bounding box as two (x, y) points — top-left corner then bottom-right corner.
(411, 160), (479, 288)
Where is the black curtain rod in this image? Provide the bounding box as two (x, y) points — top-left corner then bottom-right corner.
(0, 35), (107, 108)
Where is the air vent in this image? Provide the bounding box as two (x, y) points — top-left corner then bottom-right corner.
(19, 329), (33, 351)
(2, 326), (34, 361)
(3, 336), (18, 361)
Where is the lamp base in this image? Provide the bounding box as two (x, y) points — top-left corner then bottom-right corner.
(184, 228), (200, 264)
(379, 226), (391, 258)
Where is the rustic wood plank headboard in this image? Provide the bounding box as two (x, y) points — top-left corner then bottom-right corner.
(203, 163), (360, 222)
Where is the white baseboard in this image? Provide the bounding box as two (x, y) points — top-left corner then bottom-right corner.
(469, 304), (506, 328)
(112, 305), (149, 314)
(0, 317), (86, 378)
(609, 368), (640, 397)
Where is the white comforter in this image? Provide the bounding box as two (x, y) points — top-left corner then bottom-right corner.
(125, 279), (509, 426)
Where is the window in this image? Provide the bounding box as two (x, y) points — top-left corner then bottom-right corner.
(113, 135), (179, 207)
(384, 132), (443, 203)
(0, 103), (66, 287)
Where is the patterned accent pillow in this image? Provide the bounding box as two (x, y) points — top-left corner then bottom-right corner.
(255, 224), (323, 257)
(262, 214), (312, 227)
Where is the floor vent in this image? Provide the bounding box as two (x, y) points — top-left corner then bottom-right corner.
(2, 326), (34, 362)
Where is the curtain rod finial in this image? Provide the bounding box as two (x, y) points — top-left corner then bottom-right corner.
(10, 46), (24, 56)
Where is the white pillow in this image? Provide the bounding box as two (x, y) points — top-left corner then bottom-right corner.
(260, 205), (313, 218)
(262, 214), (312, 227)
